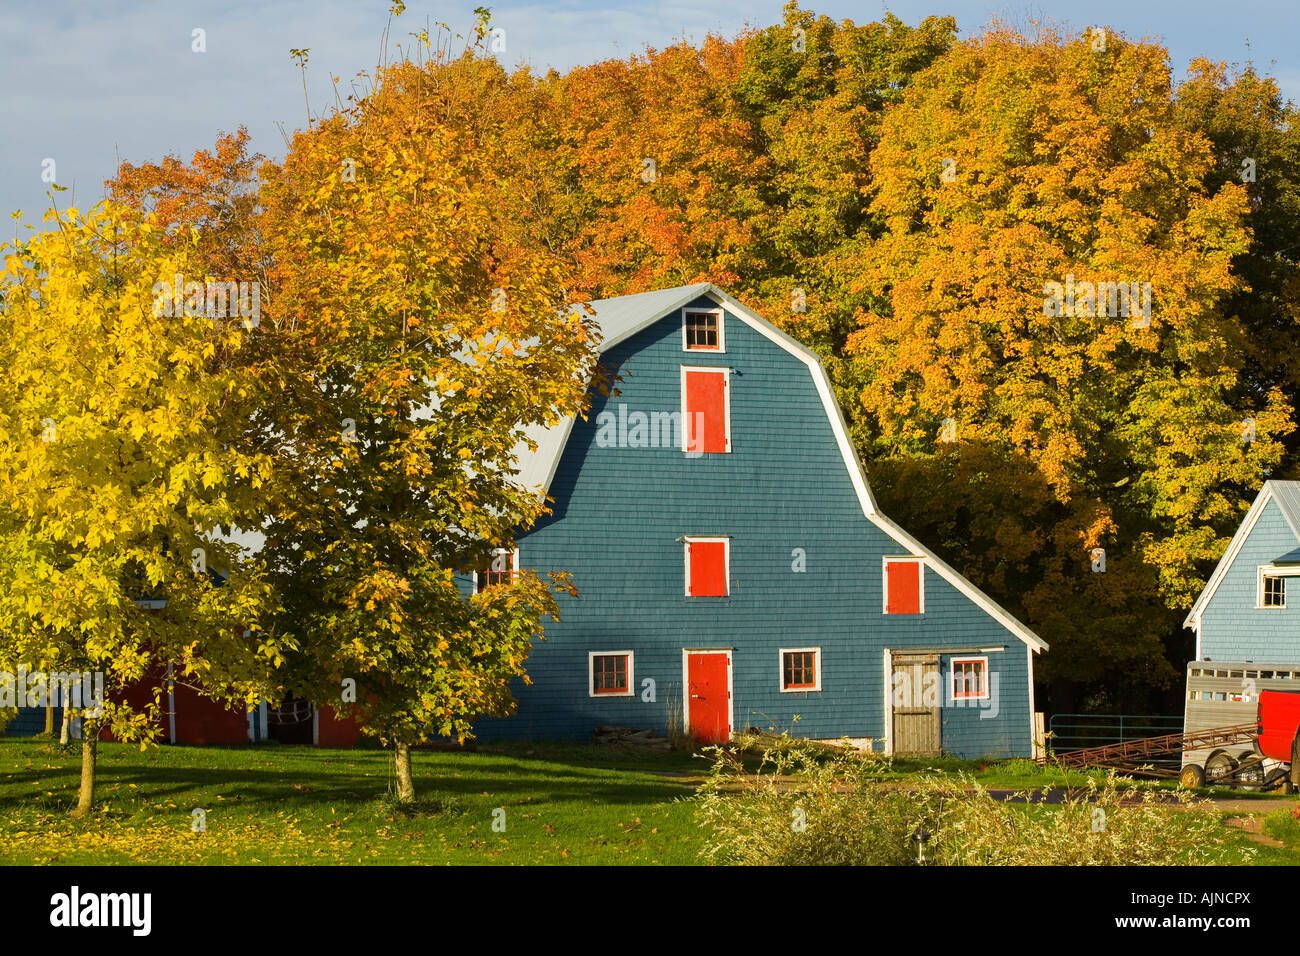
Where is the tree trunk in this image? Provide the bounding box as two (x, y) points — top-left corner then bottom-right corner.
(59, 709), (71, 745)
(42, 705), (54, 736)
(393, 741), (415, 802)
(70, 720), (98, 818)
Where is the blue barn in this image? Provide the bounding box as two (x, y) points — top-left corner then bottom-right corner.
(470, 284), (1047, 758)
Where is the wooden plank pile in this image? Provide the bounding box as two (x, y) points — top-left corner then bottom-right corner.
(591, 726), (674, 749)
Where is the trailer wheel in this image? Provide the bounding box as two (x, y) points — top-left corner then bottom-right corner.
(1179, 764), (1206, 788)
(1205, 749), (1237, 783)
(1265, 768), (1289, 792)
(1237, 751), (1265, 787)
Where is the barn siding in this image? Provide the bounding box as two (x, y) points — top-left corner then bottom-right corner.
(1200, 499), (1300, 663)
(471, 293), (1035, 758)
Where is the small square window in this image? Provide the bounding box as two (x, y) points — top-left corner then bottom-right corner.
(475, 548), (517, 593)
(683, 310), (722, 351)
(780, 648), (820, 692)
(1263, 574), (1285, 607)
(589, 652), (633, 697)
(951, 657), (988, 700)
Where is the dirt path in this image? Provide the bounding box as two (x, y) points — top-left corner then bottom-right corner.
(1223, 814), (1286, 847)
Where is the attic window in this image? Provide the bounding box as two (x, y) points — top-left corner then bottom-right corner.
(683, 309), (723, 351)
(1262, 574), (1285, 607)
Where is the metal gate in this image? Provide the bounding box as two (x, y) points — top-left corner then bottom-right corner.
(891, 652), (940, 756)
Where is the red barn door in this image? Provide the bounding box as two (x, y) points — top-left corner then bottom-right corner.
(685, 651), (731, 743)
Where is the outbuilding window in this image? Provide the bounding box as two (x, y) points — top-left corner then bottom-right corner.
(1263, 574), (1286, 607)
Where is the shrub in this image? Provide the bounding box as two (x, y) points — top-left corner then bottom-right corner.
(695, 735), (1247, 865)
(927, 773), (1244, 866)
(694, 733), (927, 865)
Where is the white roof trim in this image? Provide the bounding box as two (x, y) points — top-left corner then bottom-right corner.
(597, 284), (714, 353)
(1183, 484), (1278, 631)
(530, 412), (579, 501)
(715, 287), (1045, 653)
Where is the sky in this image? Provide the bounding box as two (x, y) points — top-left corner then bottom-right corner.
(1, 0), (1296, 230)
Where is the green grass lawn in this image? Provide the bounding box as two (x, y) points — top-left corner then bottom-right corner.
(0, 738), (708, 865)
(2, 737), (1295, 864)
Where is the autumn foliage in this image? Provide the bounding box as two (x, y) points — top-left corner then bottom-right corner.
(8, 0), (1300, 808)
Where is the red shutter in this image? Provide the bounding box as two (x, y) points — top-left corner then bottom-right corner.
(684, 369), (728, 453)
(689, 541), (728, 596)
(886, 560), (921, 614)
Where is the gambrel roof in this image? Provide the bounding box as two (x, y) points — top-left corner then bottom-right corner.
(515, 283), (1048, 654)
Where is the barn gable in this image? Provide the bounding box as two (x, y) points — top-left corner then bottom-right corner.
(1186, 480), (1300, 662)
(473, 284), (1047, 757)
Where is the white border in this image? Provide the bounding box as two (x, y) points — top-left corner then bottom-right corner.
(883, 648), (894, 755)
(681, 306), (725, 353)
(679, 365), (731, 454)
(1027, 644), (1037, 756)
(683, 535), (730, 596)
(882, 555), (925, 614)
(950, 655), (990, 701)
(473, 547), (519, 593)
(682, 648), (734, 739)
(588, 650), (636, 698)
(779, 647), (821, 692)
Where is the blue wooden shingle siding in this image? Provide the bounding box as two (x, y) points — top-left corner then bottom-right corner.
(1199, 499), (1300, 662)
(469, 293), (1033, 758)
(3, 707), (59, 737)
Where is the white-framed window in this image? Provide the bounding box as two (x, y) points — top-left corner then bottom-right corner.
(1256, 565), (1300, 608)
(682, 307), (724, 352)
(683, 536), (730, 597)
(588, 651), (634, 697)
(474, 548), (519, 594)
(780, 647), (821, 692)
(883, 556), (925, 614)
(951, 657), (989, 701)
